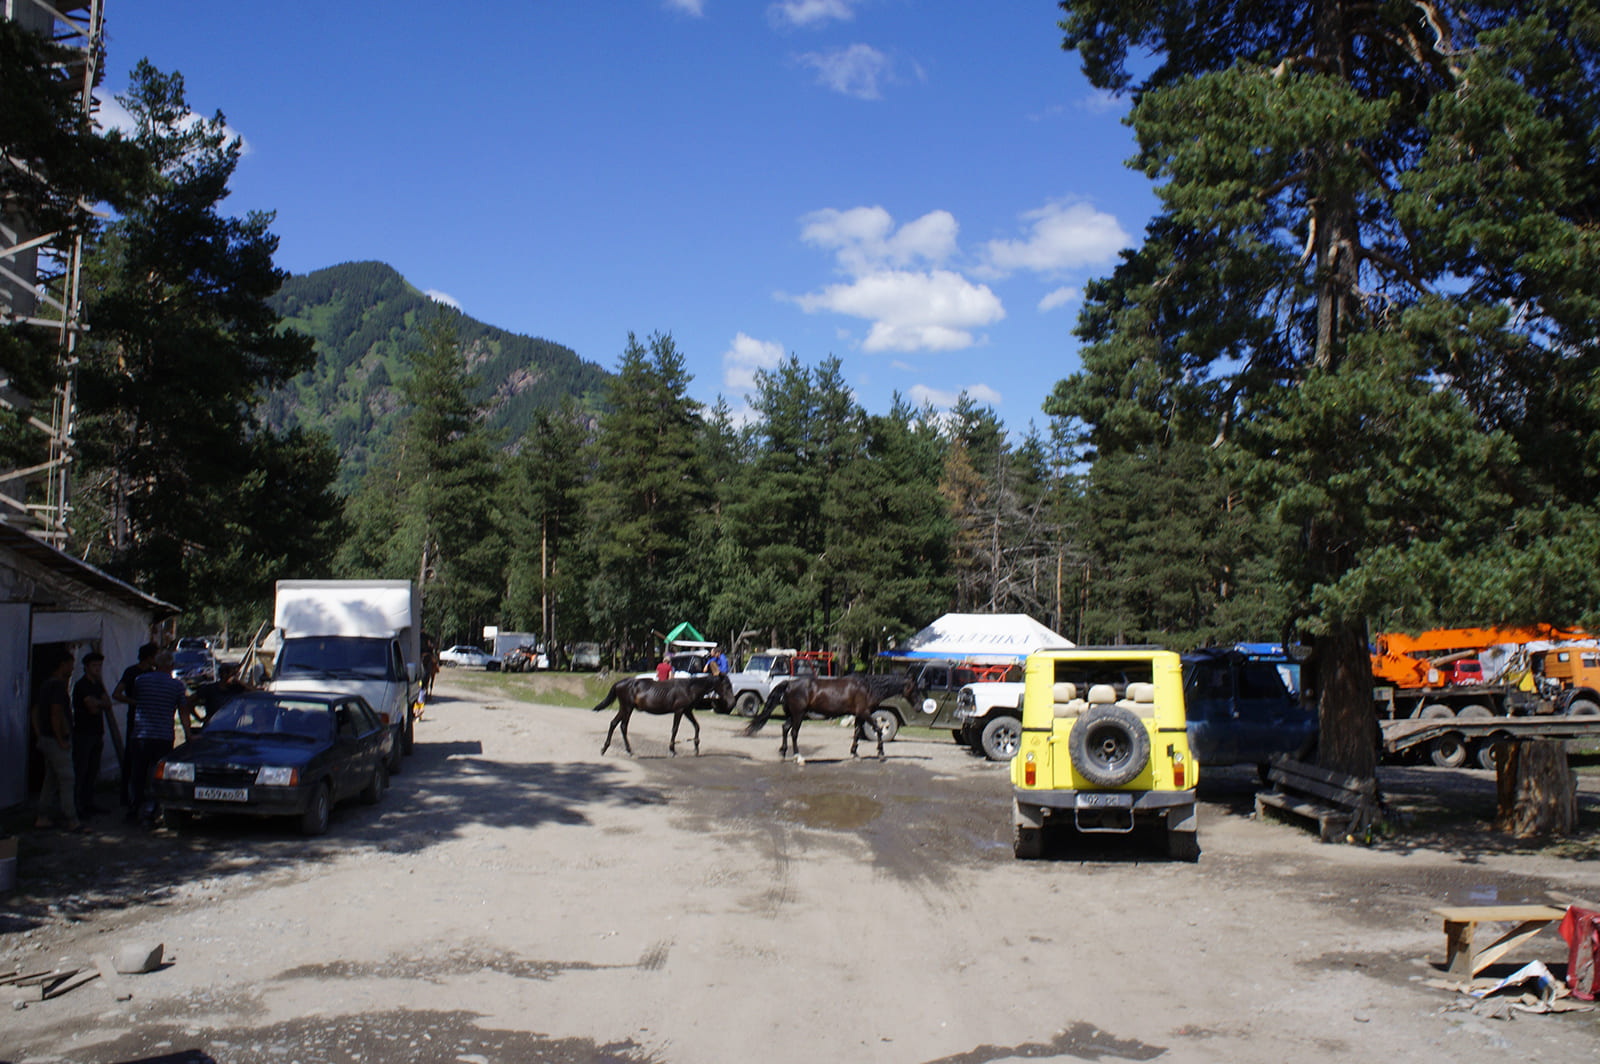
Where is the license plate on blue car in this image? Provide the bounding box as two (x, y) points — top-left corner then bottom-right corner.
(194, 786), (248, 802)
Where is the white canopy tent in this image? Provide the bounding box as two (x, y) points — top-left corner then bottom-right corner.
(880, 613), (1073, 665)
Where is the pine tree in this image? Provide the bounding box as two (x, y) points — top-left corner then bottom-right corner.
(73, 62), (340, 610)
(1054, 2), (1600, 776)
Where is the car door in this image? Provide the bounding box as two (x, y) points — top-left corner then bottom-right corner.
(332, 700), (369, 799)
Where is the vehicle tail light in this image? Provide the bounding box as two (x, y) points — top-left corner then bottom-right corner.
(1024, 752), (1036, 786)
(1170, 745), (1185, 789)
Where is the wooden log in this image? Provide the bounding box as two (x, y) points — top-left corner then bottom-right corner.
(1495, 739), (1577, 837)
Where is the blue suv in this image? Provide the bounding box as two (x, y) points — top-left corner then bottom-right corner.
(1181, 647), (1316, 771)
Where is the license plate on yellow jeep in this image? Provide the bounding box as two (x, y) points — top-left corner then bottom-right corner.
(1078, 792), (1133, 809)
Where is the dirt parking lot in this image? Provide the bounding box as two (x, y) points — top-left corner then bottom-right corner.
(3, 673), (1598, 1063)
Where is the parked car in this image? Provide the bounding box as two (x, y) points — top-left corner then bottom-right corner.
(440, 645), (495, 669)
(176, 636), (212, 651)
(172, 647), (219, 688)
(571, 642), (602, 671)
(150, 692), (391, 835)
(1012, 646), (1199, 861)
(501, 645), (549, 672)
(1181, 647), (1317, 771)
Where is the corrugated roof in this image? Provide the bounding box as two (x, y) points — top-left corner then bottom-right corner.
(0, 523), (177, 617)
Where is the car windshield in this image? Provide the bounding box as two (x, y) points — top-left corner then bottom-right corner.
(173, 650), (211, 667)
(278, 637), (390, 680)
(744, 654), (777, 673)
(206, 697), (332, 742)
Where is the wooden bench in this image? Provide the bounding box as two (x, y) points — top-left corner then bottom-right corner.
(1254, 756), (1379, 842)
(1431, 904), (1567, 980)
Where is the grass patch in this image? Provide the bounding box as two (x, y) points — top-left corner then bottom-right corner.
(439, 668), (614, 709)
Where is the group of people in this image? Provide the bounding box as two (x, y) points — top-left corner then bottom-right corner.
(654, 645), (729, 682)
(29, 641), (254, 831)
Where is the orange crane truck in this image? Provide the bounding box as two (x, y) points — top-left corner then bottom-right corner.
(1371, 626), (1600, 767)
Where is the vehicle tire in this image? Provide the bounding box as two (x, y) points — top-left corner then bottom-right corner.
(388, 730), (403, 776)
(361, 762), (387, 805)
(299, 781), (332, 836)
(735, 692), (761, 718)
(1013, 821), (1043, 860)
(1567, 698), (1600, 717)
(979, 714), (1022, 762)
(1474, 741), (1501, 771)
(1167, 829), (1200, 863)
(1419, 703), (1455, 720)
(869, 708), (900, 743)
(1428, 733), (1469, 768)
(160, 807), (191, 832)
(402, 707), (415, 755)
(1067, 703), (1151, 788)
(950, 729), (964, 745)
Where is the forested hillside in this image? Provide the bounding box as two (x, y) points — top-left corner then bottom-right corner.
(263, 261), (611, 489)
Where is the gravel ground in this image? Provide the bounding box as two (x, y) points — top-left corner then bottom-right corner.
(2, 673), (1597, 1064)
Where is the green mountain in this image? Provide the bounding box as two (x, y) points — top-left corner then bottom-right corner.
(262, 261), (611, 491)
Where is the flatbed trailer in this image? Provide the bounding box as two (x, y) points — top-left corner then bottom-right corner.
(1381, 715), (1600, 757)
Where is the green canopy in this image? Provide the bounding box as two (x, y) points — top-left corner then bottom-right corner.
(664, 621), (707, 644)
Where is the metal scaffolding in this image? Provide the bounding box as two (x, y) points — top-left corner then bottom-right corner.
(0, 0), (103, 547)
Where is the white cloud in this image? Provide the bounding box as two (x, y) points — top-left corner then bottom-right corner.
(722, 332), (785, 395)
(93, 90), (252, 156)
(770, 0), (854, 27)
(794, 268), (1004, 353)
(798, 44), (890, 99)
(425, 289), (461, 310)
(664, 0), (706, 15)
(910, 383), (1003, 410)
(801, 206), (957, 274)
(981, 201), (1128, 278)
(1038, 286), (1078, 312)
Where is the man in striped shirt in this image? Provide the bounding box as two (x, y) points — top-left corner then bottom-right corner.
(127, 648), (192, 825)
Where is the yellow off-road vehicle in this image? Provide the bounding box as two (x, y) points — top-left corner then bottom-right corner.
(1010, 646), (1199, 861)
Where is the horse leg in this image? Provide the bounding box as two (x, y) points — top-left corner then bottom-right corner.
(601, 711), (623, 755)
(790, 716), (805, 766)
(668, 711), (680, 756)
(618, 706), (635, 756)
(850, 714), (862, 758)
(874, 713), (886, 761)
(685, 709), (700, 755)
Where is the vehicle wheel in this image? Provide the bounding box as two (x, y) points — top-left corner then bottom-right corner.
(1474, 741), (1501, 771)
(160, 807), (191, 832)
(1567, 698), (1600, 717)
(1167, 829), (1200, 863)
(950, 729), (964, 745)
(1419, 703), (1455, 720)
(1429, 733), (1468, 768)
(979, 714), (1022, 762)
(361, 762), (388, 805)
(735, 692), (761, 718)
(299, 782), (332, 836)
(388, 731), (403, 776)
(869, 708), (900, 743)
(1067, 704), (1151, 788)
(1013, 821), (1042, 860)
(401, 707), (415, 755)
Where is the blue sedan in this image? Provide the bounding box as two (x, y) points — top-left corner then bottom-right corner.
(152, 692), (392, 834)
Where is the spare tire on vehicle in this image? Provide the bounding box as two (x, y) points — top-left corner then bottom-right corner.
(1067, 703), (1151, 788)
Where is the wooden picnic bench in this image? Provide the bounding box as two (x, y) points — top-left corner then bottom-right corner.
(1254, 755), (1380, 842)
(1431, 904), (1568, 980)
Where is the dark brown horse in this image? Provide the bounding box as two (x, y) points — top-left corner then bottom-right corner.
(592, 673), (733, 756)
(743, 672), (921, 764)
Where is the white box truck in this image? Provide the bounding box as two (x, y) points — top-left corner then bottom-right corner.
(270, 580), (421, 774)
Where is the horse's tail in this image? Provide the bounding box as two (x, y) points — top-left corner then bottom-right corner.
(592, 680), (624, 713)
(743, 684), (786, 736)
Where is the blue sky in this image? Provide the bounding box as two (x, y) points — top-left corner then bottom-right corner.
(99, 1), (1157, 433)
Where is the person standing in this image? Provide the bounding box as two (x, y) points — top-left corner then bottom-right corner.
(71, 651), (111, 817)
(655, 655), (672, 682)
(126, 648), (191, 825)
(31, 652), (80, 831)
(112, 642), (158, 810)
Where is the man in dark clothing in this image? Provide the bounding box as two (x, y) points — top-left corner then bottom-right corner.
(112, 642), (158, 809)
(32, 653), (80, 831)
(71, 651), (110, 816)
(126, 648), (191, 825)
(193, 662), (252, 728)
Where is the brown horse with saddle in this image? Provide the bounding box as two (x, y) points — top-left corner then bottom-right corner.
(592, 672), (733, 756)
(744, 671), (921, 764)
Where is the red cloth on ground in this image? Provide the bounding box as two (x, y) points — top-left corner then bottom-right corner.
(1558, 905), (1599, 1001)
